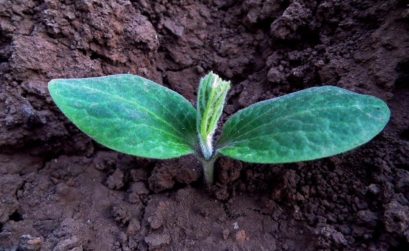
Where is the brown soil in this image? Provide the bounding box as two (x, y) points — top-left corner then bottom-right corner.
(1, 0), (409, 250)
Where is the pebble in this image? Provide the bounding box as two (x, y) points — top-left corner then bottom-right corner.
(235, 230), (247, 243)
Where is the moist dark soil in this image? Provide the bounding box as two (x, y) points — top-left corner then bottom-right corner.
(1, 1), (409, 250)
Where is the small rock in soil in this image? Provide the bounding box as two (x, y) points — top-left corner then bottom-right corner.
(144, 233), (171, 249)
(127, 182), (149, 203)
(175, 161), (201, 185)
(235, 230), (248, 243)
(267, 66), (285, 84)
(126, 218), (141, 235)
(213, 185), (230, 201)
(144, 199), (170, 230)
(93, 151), (117, 171)
(17, 235), (42, 251)
(357, 210), (379, 227)
(166, 68), (198, 102)
(163, 18), (184, 37)
(129, 168), (149, 182)
(396, 170), (409, 192)
(384, 200), (409, 235)
(0, 174), (23, 224)
(217, 158), (242, 184)
(367, 184), (381, 195)
(53, 236), (81, 251)
(106, 169), (125, 190)
(270, 1), (311, 41)
(111, 204), (131, 226)
(148, 157), (200, 193)
(125, 14), (159, 51)
(148, 163), (176, 193)
(129, 182), (149, 196)
(317, 225), (348, 246)
(222, 229), (230, 240)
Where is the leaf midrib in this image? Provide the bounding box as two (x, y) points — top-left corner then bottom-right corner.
(219, 104), (383, 147)
(72, 112), (191, 147)
(222, 91), (343, 140)
(136, 80), (196, 137)
(219, 128), (369, 151)
(64, 83), (187, 140)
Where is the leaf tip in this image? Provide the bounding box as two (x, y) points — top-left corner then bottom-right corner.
(377, 98), (391, 125)
(48, 79), (57, 88)
(48, 79), (61, 97)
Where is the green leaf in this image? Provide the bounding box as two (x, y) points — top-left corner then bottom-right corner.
(196, 72), (230, 159)
(49, 74), (197, 159)
(217, 86), (390, 163)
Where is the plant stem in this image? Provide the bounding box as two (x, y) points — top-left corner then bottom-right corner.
(199, 137), (213, 160)
(200, 157), (217, 184)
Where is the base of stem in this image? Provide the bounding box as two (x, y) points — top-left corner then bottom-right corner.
(201, 158), (217, 184)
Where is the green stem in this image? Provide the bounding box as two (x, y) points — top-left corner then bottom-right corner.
(199, 136), (213, 160)
(200, 157), (217, 184)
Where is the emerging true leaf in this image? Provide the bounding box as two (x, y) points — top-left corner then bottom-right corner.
(196, 72), (230, 159)
(49, 74), (197, 159)
(217, 86), (390, 163)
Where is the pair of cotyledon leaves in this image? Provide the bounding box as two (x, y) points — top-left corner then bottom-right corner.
(48, 74), (390, 164)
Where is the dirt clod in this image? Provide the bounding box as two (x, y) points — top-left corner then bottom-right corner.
(111, 205), (131, 226)
(144, 233), (171, 249)
(384, 200), (409, 238)
(106, 169), (125, 190)
(17, 235), (42, 251)
(235, 230), (248, 243)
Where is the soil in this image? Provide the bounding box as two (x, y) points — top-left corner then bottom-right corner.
(1, 0), (409, 250)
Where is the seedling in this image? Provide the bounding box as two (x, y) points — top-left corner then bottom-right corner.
(48, 73), (390, 184)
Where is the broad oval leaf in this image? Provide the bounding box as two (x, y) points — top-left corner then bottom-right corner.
(49, 74), (197, 159)
(217, 86), (390, 163)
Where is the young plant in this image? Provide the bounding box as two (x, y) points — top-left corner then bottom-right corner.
(48, 72), (390, 184)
